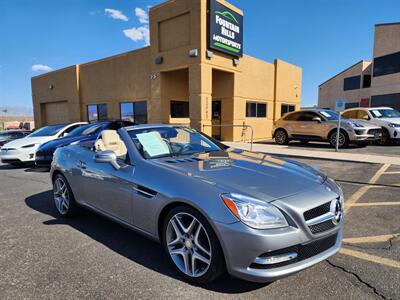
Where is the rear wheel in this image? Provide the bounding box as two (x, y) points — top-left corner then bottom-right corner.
(53, 174), (79, 217)
(329, 130), (349, 148)
(162, 206), (225, 284)
(274, 129), (289, 145)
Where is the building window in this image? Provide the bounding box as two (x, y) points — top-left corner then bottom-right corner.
(343, 75), (361, 91)
(87, 104), (107, 122)
(120, 101), (148, 124)
(373, 51), (400, 77)
(371, 93), (400, 111)
(246, 102), (267, 118)
(170, 101), (189, 118)
(362, 75), (371, 88)
(281, 104), (296, 116)
(345, 102), (360, 109)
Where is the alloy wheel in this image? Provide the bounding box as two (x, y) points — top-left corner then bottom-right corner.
(54, 177), (70, 215)
(275, 130), (287, 144)
(166, 212), (212, 278)
(331, 132), (345, 147)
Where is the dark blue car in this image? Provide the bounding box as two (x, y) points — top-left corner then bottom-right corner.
(35, 120), (135, 168)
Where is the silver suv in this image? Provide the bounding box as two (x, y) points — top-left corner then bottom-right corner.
(273, 109), (382, 148)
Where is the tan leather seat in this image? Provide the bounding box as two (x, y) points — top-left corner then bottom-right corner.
(95, 130), (127, 157)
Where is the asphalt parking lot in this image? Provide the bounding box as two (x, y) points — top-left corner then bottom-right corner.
(0, 158), (399, 299)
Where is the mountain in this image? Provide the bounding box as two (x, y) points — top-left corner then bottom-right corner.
(0, 106), (33, 116)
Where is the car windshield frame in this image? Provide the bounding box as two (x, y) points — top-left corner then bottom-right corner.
(28, 125), (66, 137)
(369, 109), (400, 119)
(318, 110), (347, 121)
(127, 126), (223, 159)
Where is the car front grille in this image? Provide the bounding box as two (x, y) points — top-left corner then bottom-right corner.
(304, 201), (331, 221)
(367, 129), (382, 135)
(304, 199), (339, 234)
(250, 233), (338, 269)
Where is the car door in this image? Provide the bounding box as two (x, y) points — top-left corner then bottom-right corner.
(76, 137), (135, 224)
(296, 112), (323, 138)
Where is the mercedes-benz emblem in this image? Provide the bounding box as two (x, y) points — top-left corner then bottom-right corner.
(330, 198), (342, 225)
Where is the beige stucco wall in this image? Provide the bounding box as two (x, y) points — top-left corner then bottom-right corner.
(31, 0), (302, 141)
(371, 23), (400, 97)
(318, 61), (371, 109)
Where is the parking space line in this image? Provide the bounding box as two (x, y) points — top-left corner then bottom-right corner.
(349, 202), (400, 207)
(344, 163), (391, 214)
(340, 248), (400, 269)
(383, 171), (400, 175)
(343, 234), (400, 244)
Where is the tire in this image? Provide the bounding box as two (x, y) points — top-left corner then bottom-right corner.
(53, 174), (80, 217)
(329, 130), (349, 148)
(274, 129), (289, 145)
(162, 206), (225, 284)
(378, 128), (390, 146)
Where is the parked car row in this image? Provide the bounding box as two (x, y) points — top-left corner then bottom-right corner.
(273, 107), (400, 148)
(0, 120), (135, 166)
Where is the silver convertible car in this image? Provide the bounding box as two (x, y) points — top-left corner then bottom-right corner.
(50, 124), (343, 284)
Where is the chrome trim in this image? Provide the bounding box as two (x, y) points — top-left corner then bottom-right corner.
(132, 186), (155, 198)
(254, 252), (298, 265)
(306, 211), (334, 226)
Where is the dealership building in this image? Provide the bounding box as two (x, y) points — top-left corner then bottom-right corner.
(318, 22), (400, 111)
(31, 0), (302, 141)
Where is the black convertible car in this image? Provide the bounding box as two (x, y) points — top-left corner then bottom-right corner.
(35, 120), (135, 167)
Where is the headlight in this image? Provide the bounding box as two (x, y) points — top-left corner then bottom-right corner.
(350, 121), (364, 128)
(21, 144), (38, 148)
(220, 193), (288, 229)
(388, 123), (400, 128)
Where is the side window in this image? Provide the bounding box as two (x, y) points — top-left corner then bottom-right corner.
(297, 112), (319, 121)
(357, 110), (369, 120)
(62, 124), (81, 136)
(342, 110), (356, 119)
(284, 112), (301, 121)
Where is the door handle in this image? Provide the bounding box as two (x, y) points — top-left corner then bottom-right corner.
(78, 160), (87, 169)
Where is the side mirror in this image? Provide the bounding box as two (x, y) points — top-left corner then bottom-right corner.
(312, 117), (322, 123)
(363, 115), (370, 120)
(94, 150), (120, 170)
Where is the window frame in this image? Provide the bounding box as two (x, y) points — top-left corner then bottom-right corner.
(87, 104), (108, 122)
(119, 101), (148, 124)
(281, 104), (296, 117)
(343, 75), (361, 91)
(246, 101), (268, 118)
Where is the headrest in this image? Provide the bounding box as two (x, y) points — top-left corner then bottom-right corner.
(101, 130), (120, 146)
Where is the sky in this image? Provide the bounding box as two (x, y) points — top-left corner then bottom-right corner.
(1, 0), (400, 112)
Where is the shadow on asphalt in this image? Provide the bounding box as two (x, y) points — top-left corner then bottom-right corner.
(25, 190), (269, 294)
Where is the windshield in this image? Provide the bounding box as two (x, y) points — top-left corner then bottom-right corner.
(370, 109), (400, 119)
(68, 123), (106, 136)
(29, 125), (66, 137)
(319, 110), (347, 121)
(128, 126), (222, 159)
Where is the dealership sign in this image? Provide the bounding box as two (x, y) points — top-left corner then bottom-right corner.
(209, 0), (243, 57)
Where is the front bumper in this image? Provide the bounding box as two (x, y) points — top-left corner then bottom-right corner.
(213, 220), (342, 283)
(388, 128), (400, 139)
(0, 147), (37, 163)
(35, 152), (53, 167)
(348, 129), (382, 142)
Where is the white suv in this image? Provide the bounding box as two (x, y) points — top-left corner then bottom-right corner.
(342, 107), (400, 144)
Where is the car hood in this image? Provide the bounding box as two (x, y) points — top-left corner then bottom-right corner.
(155, 149), (326, 202)
(379, 118), (400, 124)
(1, 136), (55, 148)
(349, 119), (380, 129)
(39, 135), (94, 150)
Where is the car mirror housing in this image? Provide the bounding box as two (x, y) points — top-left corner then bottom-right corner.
(312, 117), (322, 123)
(94, 150), (120, 170)
(363, 115), (370, 120)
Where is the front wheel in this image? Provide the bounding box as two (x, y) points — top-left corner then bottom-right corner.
(329, 130), (349, 148)
(378, 128), (390, 145)
(274, 129), (289, 145)
(162, 206), (225, 284)
(53, 174), (79, 217)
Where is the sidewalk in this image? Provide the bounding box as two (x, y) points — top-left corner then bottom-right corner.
(224, 142), (400, 165)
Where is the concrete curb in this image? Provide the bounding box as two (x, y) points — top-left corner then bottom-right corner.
(224, 142), (400, 166)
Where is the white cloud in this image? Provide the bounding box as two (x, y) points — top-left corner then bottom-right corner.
(135, 7), (149, 24)
(123, 26), (150, 45)
(105, 8), (129, 21)
(32, 64), (53, 72)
